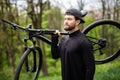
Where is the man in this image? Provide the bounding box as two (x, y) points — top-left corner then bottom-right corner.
(51, 8), (95, 80)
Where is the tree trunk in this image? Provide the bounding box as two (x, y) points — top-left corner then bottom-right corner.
(27, 0), (49, 76)
(101, 0), (106, 19)
(41, 41), (49, 76)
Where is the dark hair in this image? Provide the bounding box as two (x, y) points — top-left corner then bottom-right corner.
(75, 16), (80, 20)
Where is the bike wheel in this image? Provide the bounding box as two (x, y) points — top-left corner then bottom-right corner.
(82, 19), (120, 64)
(14, 46), (42, 80)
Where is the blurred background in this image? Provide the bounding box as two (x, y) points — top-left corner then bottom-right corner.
(0, 0), (120, 80)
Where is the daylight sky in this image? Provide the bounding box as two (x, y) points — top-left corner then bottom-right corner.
(51, 0), (101, 12)
(11, 0), (101, 12)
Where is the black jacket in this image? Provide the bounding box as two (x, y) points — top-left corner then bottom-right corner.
(51, 30), (95, 80)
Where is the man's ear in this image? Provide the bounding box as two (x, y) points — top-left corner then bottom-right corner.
(76, 20), (80, 25)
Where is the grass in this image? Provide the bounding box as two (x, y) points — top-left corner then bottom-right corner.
(1, 58), (120, 80)
(94, 60), (120, 80)
(39, 75), (61, 80)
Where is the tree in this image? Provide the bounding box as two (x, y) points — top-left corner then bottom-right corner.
(26, 0), (50, 76)
(0, 0), (19, 74)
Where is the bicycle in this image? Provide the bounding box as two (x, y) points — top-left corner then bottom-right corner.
(2, 14), (120, 80)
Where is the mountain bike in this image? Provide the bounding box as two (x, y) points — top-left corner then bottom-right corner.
(2, 17), (120, 79)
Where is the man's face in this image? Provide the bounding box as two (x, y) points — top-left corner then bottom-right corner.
(63, 15), (78, 31)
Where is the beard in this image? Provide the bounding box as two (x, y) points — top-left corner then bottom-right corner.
(64, 24), (76, 31)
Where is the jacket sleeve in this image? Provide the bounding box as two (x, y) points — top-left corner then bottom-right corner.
(81, 40), (95, 80)
(51, 34), (60, 59)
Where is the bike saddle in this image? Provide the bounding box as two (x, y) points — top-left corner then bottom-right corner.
(81, 10), (87, 17)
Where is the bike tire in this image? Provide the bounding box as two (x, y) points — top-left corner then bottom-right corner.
(82, 19), (120, 64)
(14, 46), (42, 80)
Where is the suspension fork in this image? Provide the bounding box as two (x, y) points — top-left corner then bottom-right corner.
(24, 37), (37, 72)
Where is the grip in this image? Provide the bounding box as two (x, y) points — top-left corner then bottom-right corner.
(60, 32), (69, 35)
(2, 19), (12, 24)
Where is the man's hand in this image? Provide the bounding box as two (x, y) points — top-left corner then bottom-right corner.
(54, 30), (61, 36)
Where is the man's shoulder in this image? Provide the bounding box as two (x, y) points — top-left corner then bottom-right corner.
(62, 35), (69, 40)
(78, 33), (92, 45)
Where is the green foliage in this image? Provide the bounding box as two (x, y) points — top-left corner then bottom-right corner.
(94, 59), (120, 80)
(42, 10), (51, 29)
(84, 16), (95, 28)
(42, 7), (62, 30)
(39, 75), (61, 80)
(0, 69), (13, 80)
(45, 43), (61, 76)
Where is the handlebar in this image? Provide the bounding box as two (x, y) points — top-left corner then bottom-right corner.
(2, 19), (27, 31)
(2, 19), (68, 35)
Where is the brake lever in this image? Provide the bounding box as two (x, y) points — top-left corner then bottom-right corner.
(10, 25), (17, 30)
(26, 24), (32, 29)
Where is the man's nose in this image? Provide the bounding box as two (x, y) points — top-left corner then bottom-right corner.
(64, 20), (68, 24)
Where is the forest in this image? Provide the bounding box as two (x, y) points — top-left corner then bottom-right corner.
(0, 0), (120, 80)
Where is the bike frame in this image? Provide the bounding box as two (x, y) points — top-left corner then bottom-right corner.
(2, 19), (68, 45)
